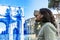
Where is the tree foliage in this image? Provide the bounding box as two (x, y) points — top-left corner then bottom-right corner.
(48, 0), (60, 9)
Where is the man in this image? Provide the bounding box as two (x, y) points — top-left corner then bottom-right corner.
(24, 10), (41, 40)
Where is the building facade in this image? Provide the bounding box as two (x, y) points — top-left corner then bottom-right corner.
(0, 5), (24, 40)
(54, 14), (60, 37)
(24, 17), (36, 40)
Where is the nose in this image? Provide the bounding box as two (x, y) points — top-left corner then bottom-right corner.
(35, 17), (38, 21)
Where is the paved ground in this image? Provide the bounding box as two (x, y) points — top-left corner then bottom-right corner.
(0, 34), (20, 40)
(0, 34), (60, 40)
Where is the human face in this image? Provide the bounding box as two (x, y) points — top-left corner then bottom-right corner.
(34, 12), (43, 21)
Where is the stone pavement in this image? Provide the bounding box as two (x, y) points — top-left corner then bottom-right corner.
(0, 34), (60, 40)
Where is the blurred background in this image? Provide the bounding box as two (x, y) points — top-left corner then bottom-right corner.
(0, 0), (60, 40)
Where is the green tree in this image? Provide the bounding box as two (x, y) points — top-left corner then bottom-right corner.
(48, 0), (60, 9)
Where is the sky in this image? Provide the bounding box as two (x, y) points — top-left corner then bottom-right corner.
(24, 0), (48, 19)
(0, 0), (48, 19)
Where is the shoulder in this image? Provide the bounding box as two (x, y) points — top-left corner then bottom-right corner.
(43, 22), (55, 28)
(42, 22), (57, 32)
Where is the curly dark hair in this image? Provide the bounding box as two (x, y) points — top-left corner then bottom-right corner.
(39, 8), (57, 28)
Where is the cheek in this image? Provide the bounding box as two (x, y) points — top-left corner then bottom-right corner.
(36, 16), (41, 20)
(37, 16), (40, 19)
(37, 15), (43, 20)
